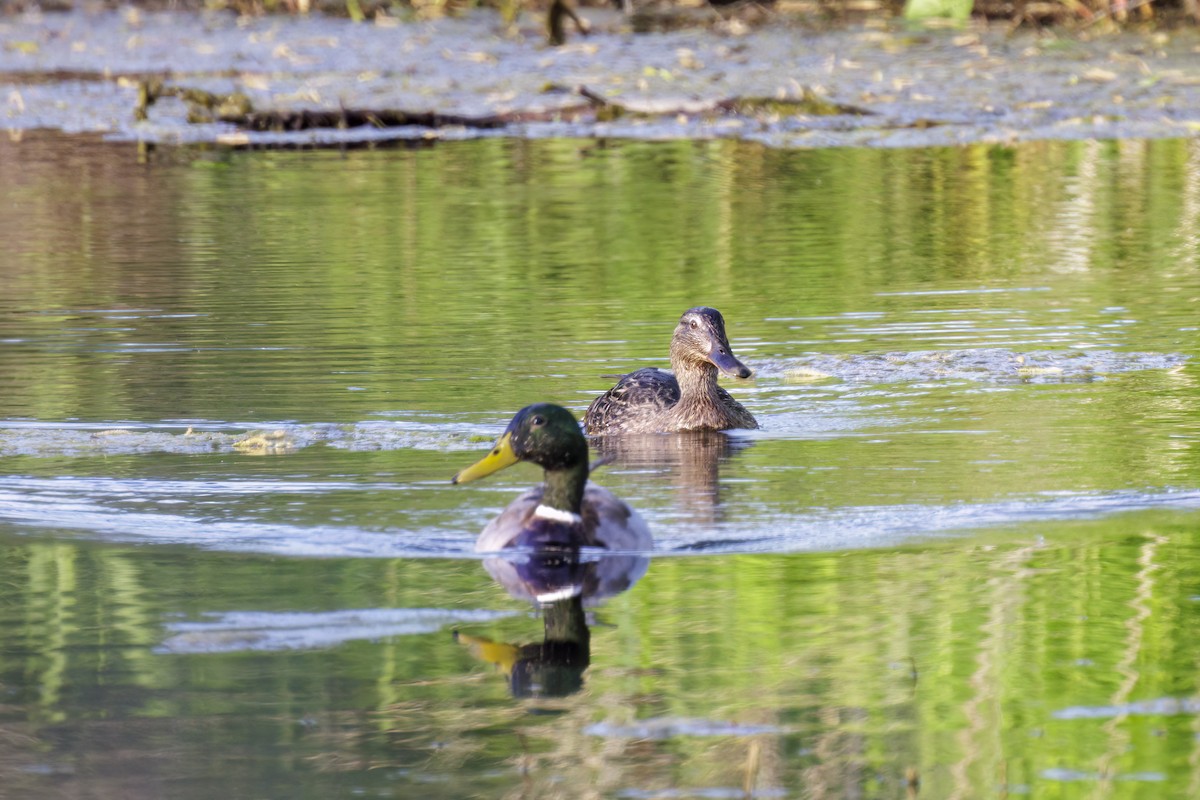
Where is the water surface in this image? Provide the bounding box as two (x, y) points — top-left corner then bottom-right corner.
(1, 132), (1199, 797)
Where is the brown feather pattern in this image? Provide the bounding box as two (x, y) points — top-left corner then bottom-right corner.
(584, 307), (758, 434)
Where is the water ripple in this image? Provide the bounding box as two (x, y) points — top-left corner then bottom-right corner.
(2, 475), (1198, 559)
(158, 607), (517, 654)
(0, 418), (500, 457)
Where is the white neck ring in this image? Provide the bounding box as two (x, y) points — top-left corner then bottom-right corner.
(534, 504), (583, 524)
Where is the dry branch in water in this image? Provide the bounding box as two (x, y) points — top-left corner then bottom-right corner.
(133, 79), (873, 145)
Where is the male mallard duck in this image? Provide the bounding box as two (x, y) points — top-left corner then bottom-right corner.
(583, 307), (758, 435)
(452, 403), (652, 555)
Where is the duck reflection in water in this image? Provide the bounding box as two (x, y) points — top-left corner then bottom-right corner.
(452, 403), (652, 697)
(590, 430), (753, 527)
(453, 550), (609, 699)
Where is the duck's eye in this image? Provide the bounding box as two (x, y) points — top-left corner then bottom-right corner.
(531, 415), (546, 427)
(689, 320), (699, 330)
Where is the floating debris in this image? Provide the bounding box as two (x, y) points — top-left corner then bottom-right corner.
(0, 426), (232, 457)
(5, 11), (1200, 149)
(770, 349), (1188, 385)
(132, 76), (868, 146)
(781, 366), (836, 382)
(232, 429), (297, 455)
(0, 419), (498, 458)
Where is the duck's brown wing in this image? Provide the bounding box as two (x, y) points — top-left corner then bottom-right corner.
(584, 368), (680, 434)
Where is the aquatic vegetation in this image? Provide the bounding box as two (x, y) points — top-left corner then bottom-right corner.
(768, 349), (1190, 385)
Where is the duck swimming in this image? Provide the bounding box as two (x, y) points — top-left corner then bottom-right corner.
(452, 403), (652, 557)
(583, 307), (758, 435)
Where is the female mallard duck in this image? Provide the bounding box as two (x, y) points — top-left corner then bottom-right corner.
(584, 307), (758, 435)
(452, 403), (652, 556)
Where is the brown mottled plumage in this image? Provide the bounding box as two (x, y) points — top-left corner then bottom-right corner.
(584, 307), (758, 435)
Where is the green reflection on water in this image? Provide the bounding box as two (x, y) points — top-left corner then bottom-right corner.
(1, 132), (1200, 798)
(1, 510), (1199, 797)
(2, 135), (1198, 422)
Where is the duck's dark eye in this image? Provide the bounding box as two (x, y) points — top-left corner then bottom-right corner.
(531, 415), (546, 427)
(689, 320), (699, 330)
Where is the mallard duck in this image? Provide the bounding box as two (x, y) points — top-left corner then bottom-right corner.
(583, 307), (758, 434)
(452, 403), (652, 558)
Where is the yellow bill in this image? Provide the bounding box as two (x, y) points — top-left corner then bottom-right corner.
(454, 632), (519, 675)
(452, 432), (519, 484)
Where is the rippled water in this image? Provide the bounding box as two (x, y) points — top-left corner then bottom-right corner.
(1, 132), (1199, 798)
